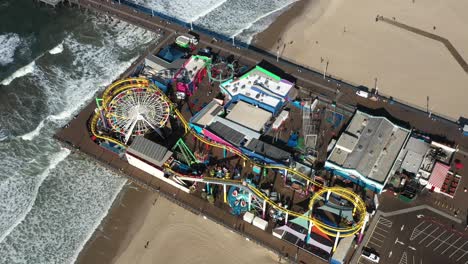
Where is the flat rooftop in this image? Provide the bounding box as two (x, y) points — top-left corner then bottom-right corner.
(226, 101), (272, 132)
(179, 55), (208, 83)
(126, 136), (173, 167)
(220, 65), (294, 111)
(328, 111), (410, 183)
(190, 99), (223, 127)
(401, 137), (430, 174)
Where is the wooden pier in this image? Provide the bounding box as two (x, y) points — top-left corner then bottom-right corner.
(51, 1), (468, 263)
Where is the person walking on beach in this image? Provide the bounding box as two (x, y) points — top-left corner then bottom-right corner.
(144, 241), (149, 248)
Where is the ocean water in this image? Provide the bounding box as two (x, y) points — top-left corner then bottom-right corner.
(0, 1), (157, 263)
(0, 0), (295, 263)
(132, 0), (297, 43)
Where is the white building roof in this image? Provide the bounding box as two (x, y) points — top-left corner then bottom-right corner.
(226, 101), (272, 132)
(328, 111), (410, 183)
(221, 67), (294, 110)
(182, 56), (208, 82)
(190, 99), (223, 126)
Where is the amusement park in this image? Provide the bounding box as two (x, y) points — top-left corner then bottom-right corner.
(85, 31), (370, 263)
(28, 0), (466, 262)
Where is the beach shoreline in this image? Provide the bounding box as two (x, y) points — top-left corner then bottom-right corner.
(252, 0), (310, 50)
(75, 183), (157, 264)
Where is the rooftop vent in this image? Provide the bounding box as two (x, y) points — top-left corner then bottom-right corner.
(277, 86), (281, 90)
(357, 145), (364, 151)
(367, 128), (373, 135)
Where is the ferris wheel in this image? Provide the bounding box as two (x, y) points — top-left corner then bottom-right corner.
(106, 86), (170, 143)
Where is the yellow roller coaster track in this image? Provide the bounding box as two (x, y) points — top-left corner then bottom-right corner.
(91, 78), (367, 237)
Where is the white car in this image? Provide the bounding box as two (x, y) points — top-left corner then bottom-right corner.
(361, 247), (380, 263)
(356, 90), (369, 98)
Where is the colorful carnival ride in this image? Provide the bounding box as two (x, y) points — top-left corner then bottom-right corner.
(94, 78), (170, 144)
(90, 77), (367, 247)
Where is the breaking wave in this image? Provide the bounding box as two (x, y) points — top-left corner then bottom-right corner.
(0, 33), (21, 66)
(1, 61), (36, 86)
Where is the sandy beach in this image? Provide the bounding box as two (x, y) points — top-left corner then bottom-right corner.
(254, 0), (468, 120)
(76, 183), (285, 264)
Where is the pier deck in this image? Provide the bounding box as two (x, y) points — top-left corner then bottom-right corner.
(54, 1), (468, 263)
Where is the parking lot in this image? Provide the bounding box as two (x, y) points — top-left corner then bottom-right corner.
(357, 216), (393, 264)
(355, 209), (468, 264)
(409, 219), (468, 263)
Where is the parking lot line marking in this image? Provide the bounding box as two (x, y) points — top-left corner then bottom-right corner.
(442, 237), (461, 254)
(375, 226), (389, 233)
(410, 224), (432, 241)
(419, 227), (439, 244)
(426, 230), (446, 247)
(434, 234), (453, 250)
(413, 255), (415, 264)
(410, 227), (423, 240)
(450, 241), (468, 258)
(456, 251), (468, 263)
(378, 217), (393, 228)
(367, 240), (382, 248)
(373, 231), (386, 238)
(399, 251), (408, 264)
(457, 251), (468, 262)
(371, 236), (384, 243)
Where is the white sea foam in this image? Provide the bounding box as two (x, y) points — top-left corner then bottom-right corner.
(68, 178), (126, 264)
(0, 61), (36, 86)
(0, 14), (159, 263)
(133, 0), (224, 23)
(0, 33), (21, 66)
(0, 148), (70, 244)
(138, 0), (296, 44)
(48, 42), (64, 55)
(18, 119), (46, 141)
(191, 0), (228, 22)
(231, 1), (296, 38)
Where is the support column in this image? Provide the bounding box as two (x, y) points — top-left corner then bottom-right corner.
(223, 184), (227, 203)
(358, 213), (368, 244)
(206, 183), (210, 195)
(306, 220), (314, 243)
(262, 200), (267, 219)
(306, 180), (310, 195)
(285, 212), (289, 224)
(248, 192), (252, 211)
(308, 220), (313, 235)
(333, 232), (340, 252)
(223, 147), (227, 158)
(326, 190), (331, 201)
(284, 169), (287, 184)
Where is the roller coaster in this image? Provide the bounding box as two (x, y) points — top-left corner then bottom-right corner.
(90, 78), (368, 240)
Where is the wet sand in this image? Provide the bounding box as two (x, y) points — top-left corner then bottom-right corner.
(254, 0), (468, 120)
(77, 183), (285, 264)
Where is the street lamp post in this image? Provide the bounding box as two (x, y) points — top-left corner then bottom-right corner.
(323, 60), (329, 79)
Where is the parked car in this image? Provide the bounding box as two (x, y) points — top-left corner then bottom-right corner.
(356, 90), (369, 98)
(361, 247), (380, 263)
